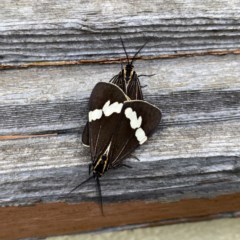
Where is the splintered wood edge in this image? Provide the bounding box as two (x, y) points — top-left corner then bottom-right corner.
(1, 192), (240, 240)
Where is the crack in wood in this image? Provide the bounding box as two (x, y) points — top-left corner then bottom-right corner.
(1, 49), (240, 70)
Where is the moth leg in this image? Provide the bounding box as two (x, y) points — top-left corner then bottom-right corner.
(110, 163), (132, 169)
(95, 177), (104, 216)
(129, 154), (140, 161)
(120, 164), (133, 169)
(69, 175), (94, 194)
(88, 164), (92, 175)
(141, 84), (148, 89)
(138, 73), (156, 89)
(138, 74), (156, 78)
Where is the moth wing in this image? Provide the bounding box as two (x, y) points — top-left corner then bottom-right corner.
(82, 122), (90, 146)
(109, 100), (161, 168)
(110, 71), (127, 95)
(88, 82), (128, 161)
(110, 71), (143, 100)
(81, 74), (128, 147)
(126, 73), (144, 100)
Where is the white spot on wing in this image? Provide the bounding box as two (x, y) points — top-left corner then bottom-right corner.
(89, 109), (102, 122)
(103, 100), (123, 117)
(125, 107), (148, 145)
(89, 100), (123, 122)
(135, 128), (147, 145)
(125, 108), (142, 129)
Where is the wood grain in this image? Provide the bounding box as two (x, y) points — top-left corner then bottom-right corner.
(0, 55), (240, 135)
(1, 0), (240, 239)
(1, 54), (240, 238)
(1, 1), (240, 66)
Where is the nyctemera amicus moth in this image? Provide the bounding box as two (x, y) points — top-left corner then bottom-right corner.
(71, 82), (161, 214)
(110, 37), (147, 100)
(82, 38), (148, 146)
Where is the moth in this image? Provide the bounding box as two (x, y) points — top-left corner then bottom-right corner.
(72, 82), (161, 213)
(82, 38), (148, 145)
(110, 37), (147, 100)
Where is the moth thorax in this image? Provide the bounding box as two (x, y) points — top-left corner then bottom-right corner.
(124, 64), (135, 83)
(93, 154), (108, 176)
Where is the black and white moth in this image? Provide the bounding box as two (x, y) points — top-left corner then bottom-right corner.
(72, 82), (161, 213)
(87, 82), (161, 171)
(82, 38), (148, 145)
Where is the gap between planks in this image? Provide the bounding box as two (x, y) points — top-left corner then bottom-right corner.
(1, 49), (240, 70)
(0, 133), (57, 140)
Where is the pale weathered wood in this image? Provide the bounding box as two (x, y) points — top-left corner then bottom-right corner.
(0, 53), (240, 206)
(0, 55), (240, 135)
(1, 125), (240, 206)
(1, 0), (240, 66)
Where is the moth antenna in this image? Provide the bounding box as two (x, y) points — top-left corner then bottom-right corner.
(69, 175), (94, 194)
(120, 37), (130, 64)
(131, 41), (148, 65)
(96, 176), (104, 216)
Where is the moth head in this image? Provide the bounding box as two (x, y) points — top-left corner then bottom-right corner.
(125, 63), (134, 71)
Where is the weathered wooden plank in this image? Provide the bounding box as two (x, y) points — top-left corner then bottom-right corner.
(0, 52), (239, 208)
(1, 118), (240, 206)
(1, 89), (240, 134)
(1, 55), (239, 105)
(1, 0), (240, 66)
(1, 55), (240, 135)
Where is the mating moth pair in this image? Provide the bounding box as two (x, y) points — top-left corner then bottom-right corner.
(72, 39), (162, 213)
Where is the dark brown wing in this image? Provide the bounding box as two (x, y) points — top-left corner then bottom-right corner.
(111, 71), (143, 100)
(82, 122), (90, 146)
(82, 72), (143, 146)
(126, 73), (143, 100)
(108, 100), (161, 168)
(82, 72), (127, 147)
(110, 71), (127, 95)
(87, 82), (128, 161)
(81, 75), (127, 147)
